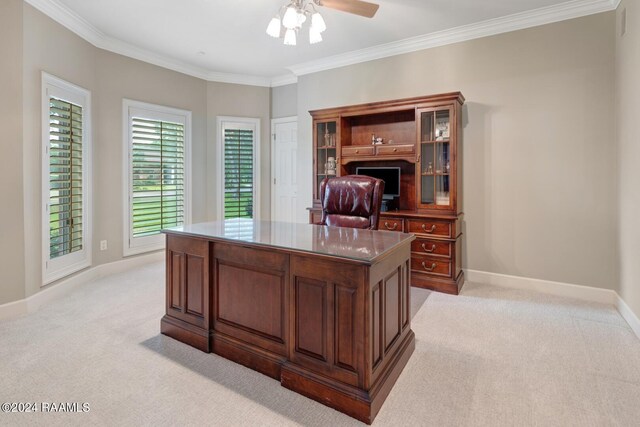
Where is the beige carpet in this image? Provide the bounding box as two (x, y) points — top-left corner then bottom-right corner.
(1, 262), (639, 426)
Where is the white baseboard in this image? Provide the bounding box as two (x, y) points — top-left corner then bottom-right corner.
(464, 269), (617, 304)
(0, 251), (163, 321)
(465, 269), (640, 339)
(615, 295), (640, 340)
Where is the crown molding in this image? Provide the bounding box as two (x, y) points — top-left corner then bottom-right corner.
(23, 0), (275, 87)
(24, 0), (618, 87)
(288, 0), (619, 76)
(270, 74), (299, 87)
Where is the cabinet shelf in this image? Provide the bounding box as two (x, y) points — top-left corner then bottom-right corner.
(421, 173), (450, 176)
(421, 139), (450, 144)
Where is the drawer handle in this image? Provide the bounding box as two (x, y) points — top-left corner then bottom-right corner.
(393, 148), (397, 152)
(421, 262), (437, 272)
(355, 149), (359, 153)
(421, 224), (436, 233)
(421, 243), (437, 253)
(384, 221), (398, 231)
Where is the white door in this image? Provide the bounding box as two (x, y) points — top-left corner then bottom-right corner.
(271, 117), (298, 223)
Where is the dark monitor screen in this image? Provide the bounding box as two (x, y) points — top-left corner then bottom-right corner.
(355, 167), (401, 198)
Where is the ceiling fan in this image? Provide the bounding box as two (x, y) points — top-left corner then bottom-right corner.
(317, 0), (379, 18)
(266, 0), (380, 46)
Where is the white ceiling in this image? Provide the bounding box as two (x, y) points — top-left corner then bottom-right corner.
(34, 0), (618, 85)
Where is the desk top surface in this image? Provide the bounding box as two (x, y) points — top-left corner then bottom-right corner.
(163, 219), (414, 263)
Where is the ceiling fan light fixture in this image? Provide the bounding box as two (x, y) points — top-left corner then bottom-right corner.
(309, 26), (322, 44)
(266, 16), (281, 38)
(284, 28), (297, 46)
(311, 12), (326, 33)
(282, 6), (298, 29)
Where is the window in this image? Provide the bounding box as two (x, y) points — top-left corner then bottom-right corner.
(42, 73), (92, 284)
(123, 100), (191, 256)
(217, 117), (260, 220)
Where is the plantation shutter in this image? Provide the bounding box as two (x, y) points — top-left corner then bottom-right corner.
(48, 97), (83, 259)
(131, 118), (185, 237)
(224, 128), (254, 219)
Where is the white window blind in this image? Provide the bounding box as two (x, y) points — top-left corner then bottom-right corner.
(48, 97), (83, 258)
(131, 118), (185, 237)
(224, 127), (255, 219)
(42, 73), (92, 285)
(124, 100), (191, 256)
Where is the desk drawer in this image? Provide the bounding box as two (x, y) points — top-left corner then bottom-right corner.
(375, 144), (414, 156)
(411, 238), (452, 258)
(411, 255), (452, 278)
(380, 217), (404, 232)
(342, 146), (374, 156)
(407, 219), (452, 238)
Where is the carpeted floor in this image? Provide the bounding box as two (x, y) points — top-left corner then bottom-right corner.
(1, 262), (639, 426)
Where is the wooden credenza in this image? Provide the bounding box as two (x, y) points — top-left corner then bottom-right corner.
(161, 220), (415, 424)
(309, 92), (465, 295)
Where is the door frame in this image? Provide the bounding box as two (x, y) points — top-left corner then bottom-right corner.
(270, 116), (298, 221)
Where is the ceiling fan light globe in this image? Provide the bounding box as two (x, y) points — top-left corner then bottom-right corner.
(284, 28), (297, 45)
(297, 11), (307, 27)
(266, 17), (281, 38)
(311, 12), (326, 33)
(309, 26), (322, 44)
(282, 6), (298, 29)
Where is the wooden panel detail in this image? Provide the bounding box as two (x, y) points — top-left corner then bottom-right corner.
(407, 218), (452, 238)
(170, 252), (183, 310)
(384, 268), (401, 351)
(403, 260), (410, 328)
(295, 278), (327, 361)
(380, 217), (404, 232)
(217, 262), (284, 342)
(372, 282), (382, 369)
(411, 238), (452, 258)
(186, 254), (204, 316)
(165, 235), (209, 329)
(334, 285), (357, 372)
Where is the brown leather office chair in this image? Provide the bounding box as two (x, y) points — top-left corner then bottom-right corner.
(319, 175), (385, 230)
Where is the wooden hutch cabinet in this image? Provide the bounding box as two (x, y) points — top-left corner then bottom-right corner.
(308, 92), (465, 294)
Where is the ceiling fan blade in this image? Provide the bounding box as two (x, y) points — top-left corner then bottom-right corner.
(319, 0), (380, 18)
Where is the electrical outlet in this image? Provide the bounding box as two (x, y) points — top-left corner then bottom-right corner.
(100, 240), (108, 251)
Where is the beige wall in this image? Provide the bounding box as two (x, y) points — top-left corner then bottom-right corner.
(296, 13), (618, 290)
(616, 1), (640, 317)
(0, 0), (26, 305)
(22, 4), (97, 298)
(17, 4), (267, 300)
(271, 83), (297, 119)
(93, 51), (208, 267)
(206, 82), (271, 221)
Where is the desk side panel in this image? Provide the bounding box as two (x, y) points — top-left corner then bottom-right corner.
(161, 235), (210, 352)
(289, 255), (365, 388)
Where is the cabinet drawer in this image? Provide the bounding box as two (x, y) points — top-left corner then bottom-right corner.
(380, 217), (404, 232)
(407, 219), (452, 238)
(375, 144), (415, 156)
(411, 239), (452, 258)
(411, 255), (452, 277)
(342, 146), (374, 156)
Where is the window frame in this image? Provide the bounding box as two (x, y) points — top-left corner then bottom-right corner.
(216, 116), (261, 221)
(41, 72), (92, 285)
(122, 99), (192, 256)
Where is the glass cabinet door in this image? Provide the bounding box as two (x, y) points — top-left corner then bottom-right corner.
(419, 108), (451, 208)
(315, 120), (338, 201)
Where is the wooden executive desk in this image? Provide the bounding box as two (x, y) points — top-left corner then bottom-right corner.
(161, 219), (415, 424)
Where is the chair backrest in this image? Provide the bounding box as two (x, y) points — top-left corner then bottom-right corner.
(319, 175), (385, 230)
